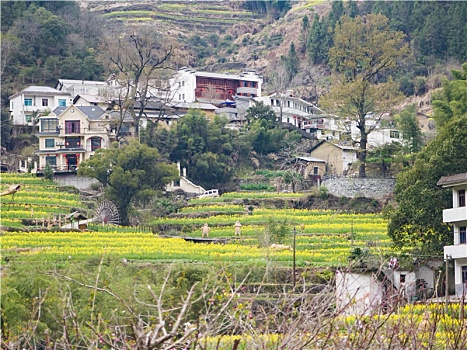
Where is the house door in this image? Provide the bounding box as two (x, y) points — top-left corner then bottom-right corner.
(462, 266), (467, 291)
(66, 154), (77, 171)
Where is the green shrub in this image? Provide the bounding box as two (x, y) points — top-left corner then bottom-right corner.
(240, 183), (275, 191)
(43, 164), (54, 181)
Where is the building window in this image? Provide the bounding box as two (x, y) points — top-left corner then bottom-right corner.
(390, 130), (400, 139)
(65, 137), (80, 148)
(90, 137), (102, 151)
(182, 81), (185, 87)
(58, 99), (66, 107)
(42, 99), (48, 107)
(25, 114), (32, 123)
(182, 93), (185, 100)
(461, 227), (467, 244)
(179, 94), (181, 100)
(24, 98), (32, 106)
(45, 139), (55, 148)
(65, 121), (80, 134)
(45, 156), (56, 167)
(462, 266), (467, 285)
(313, 166), (319, 175)
(459, 190), (465, 207)
(41, 118), (58, 132)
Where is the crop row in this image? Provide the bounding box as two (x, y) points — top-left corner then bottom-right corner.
(0, 174), (55, 185)
(1, 227), (393, 267)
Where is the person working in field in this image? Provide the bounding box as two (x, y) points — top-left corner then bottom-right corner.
(234, 221), (242, 236)
(201, 223), (210, 238)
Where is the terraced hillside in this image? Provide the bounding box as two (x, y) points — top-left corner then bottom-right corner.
(84, 1), (267, 35)
(0, 173), (89, 229)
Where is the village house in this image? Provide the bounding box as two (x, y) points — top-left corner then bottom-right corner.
(9, 86), (72, 126)
(73, 94), (112, 111)
(253, 91), (340, 137)
(349, 113), (403, 148)
(35, 105), (116, 172)
(55, 78), (117, 99)
(336, 262), (438, 315)
(150, 67), (263, 104)
(309, 140), (357, 176)
(439, 172), (467, 296)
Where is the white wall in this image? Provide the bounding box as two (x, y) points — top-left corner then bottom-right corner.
(10, 92), (72, 126)
(336, 272), (383, 315)
(168, 70), (197, 103)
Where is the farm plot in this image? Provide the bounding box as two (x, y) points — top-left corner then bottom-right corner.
(2, 183), (394, 267)
(1, 173), (87, 227)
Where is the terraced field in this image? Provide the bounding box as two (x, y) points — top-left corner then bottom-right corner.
(1, 173), (393, 268)
(86, 1), (266, 34)
(0, 173), (88, 228)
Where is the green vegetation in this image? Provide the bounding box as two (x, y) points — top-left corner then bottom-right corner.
(388, 64), (467, 254)
(322, 14), (409, 177)
(78, 141), (178, 225)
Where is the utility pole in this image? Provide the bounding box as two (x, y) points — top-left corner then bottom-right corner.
(293, 227), (296, 289)
(445, 254), (451, 313)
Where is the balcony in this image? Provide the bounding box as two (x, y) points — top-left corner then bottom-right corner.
(443, 206), (467, 224)
(444, 244), (467, 259)
(236, 87), (258, 95)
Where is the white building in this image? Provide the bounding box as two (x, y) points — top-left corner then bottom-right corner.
(55, 79), (116, 99)
(439, 173), (467, 296)
(349, 114), (402, 148)
(9, 86), (72, 126)
(156, 67), (263, 104)
(253, 92), (346, 139)
(73, 94), (112, 110)
(35, 105), (116, 172)
(336, 271), (384, 315)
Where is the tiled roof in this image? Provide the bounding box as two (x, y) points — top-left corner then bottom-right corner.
(10, 86), (71, 98)
(77, 106), (106, 120)
(437, 173), (467, 187)
(296, 156), (326, 163)
(52, 106), (106, 120)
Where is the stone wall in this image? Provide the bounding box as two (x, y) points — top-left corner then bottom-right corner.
(53, 174), (98, 190)
(322, 177), (395, 198)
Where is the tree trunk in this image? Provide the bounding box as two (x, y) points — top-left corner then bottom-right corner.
(359, 128), (367, 178)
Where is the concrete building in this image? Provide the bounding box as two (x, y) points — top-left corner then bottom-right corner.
(158, 67), (263, 104)
(309, 141), (357, 175)
(9, 86), (72, 126)
(55, 79), (116, 99)
(35, 105), (116, 172)
(254, 92), (324, 132)
(439, 173), (467, 296)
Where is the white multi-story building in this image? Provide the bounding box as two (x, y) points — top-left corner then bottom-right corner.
(254, 92), (344, 139)
(349, 114), (402, 148)
(439, 173), (467, 296)
(55, 79), (117, 99)
(153, 67), (263, 104)
(35, 105), (116, 172)
(9, 86), (72, 126)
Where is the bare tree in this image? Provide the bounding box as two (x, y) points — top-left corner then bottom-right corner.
(0, 32), (19, 77)
(102, 27), (182, 141)
(266, 60), (292, 125)
(201, 85), (221, 105)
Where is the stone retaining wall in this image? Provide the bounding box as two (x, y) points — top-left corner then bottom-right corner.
(322, 177), (395, 198)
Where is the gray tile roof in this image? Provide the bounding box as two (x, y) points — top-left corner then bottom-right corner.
(10, 85), (71, 98)
(296, 156), (326, 163)
(52, 105), (106, 120)
(77, 106), (106, 120)
(437, 173), (467, 187)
